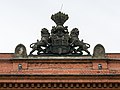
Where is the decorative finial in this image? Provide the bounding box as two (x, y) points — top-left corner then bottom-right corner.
(60, 4), (63, 11)
(51, 12), (69, 26)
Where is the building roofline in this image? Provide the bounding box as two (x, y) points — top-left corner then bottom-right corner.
(0, 73), (120, 76)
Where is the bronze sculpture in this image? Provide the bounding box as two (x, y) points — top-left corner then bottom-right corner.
(29, 12), (90, 55)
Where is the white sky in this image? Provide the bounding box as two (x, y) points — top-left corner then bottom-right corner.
(0, 0), (120, 54)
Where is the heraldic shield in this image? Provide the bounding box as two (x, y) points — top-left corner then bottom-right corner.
(50, 35), (70, 54)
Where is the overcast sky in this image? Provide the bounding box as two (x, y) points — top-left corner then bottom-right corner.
(0, 0), (120, 54)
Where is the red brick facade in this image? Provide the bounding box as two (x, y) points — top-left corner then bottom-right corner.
(0, 53), (120, 90)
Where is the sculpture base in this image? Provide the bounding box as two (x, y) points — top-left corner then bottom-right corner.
(29, 53), (91, 57)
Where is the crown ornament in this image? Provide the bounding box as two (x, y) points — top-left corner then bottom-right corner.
(51, 11), (69, 26)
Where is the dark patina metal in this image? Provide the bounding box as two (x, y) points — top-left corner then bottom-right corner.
(29, 12), (90, 55)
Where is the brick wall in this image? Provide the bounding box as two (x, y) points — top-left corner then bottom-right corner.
(0, 60), (13, 73)
(0, 57), (119, 75)
(0, 53), (120, 74)
(0, 53), (120, 89)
